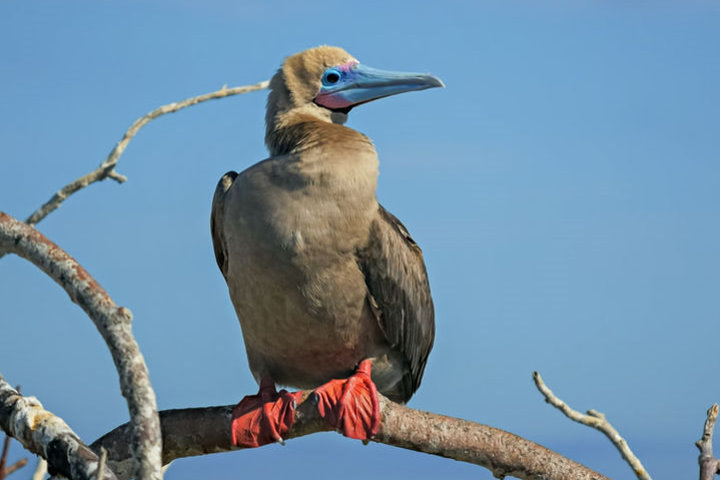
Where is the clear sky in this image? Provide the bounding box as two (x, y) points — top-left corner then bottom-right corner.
(1, 1), (719, 479)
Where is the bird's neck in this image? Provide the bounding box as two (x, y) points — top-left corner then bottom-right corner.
(266, 112), (380, 208)
(266, 109), (370, 157)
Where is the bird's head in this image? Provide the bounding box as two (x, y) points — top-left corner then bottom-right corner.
(266, 46), (443, 135)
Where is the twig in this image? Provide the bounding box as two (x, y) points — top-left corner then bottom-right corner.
(96, 448), (107, 480)
(92, 392), (610, 480)
(0, 80), (269, 261)
(697, 404), (720, 480)
(533, 371), (649, 480)
(0, 458), (28, 479)
(23, 80), (269, 227)
(0, 376), (116, 480)
(0, 212), (162, 480)
(31, 458), (47, 480)
(0, 426), (10, 477)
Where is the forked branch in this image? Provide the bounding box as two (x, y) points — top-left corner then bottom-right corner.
(0, 212), (161, 480)
(533, 371), (649, 480)
(0, 80), (269, 261)
(24, 80), (269, 227)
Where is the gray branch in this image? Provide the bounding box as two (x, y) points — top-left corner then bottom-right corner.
(0, 376), (117, 480)
(24, 80), (269, 227)
(533, 371), (649, 480)
(92, 392), (610, 480)
(697, 404), (720, 480)
(0, 80), (270, 259)
(0, 211), (162, 480)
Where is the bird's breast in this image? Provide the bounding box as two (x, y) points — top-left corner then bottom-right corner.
(222, 150), (386, 387)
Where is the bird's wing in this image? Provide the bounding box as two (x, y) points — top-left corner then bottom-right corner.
(210, 171), (238, 281)
(357, 204), (435, 399)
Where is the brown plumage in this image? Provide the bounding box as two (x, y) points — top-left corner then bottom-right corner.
(211, 46), (437, 403)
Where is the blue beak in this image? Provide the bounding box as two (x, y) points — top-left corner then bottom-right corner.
(314, 62), (444, 111)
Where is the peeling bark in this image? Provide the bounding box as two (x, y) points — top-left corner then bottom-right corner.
(0, 377), (117, 480)
(0, 212), (162, 480)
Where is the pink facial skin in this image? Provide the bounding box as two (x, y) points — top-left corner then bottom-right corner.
(337, 60), (359, 73)
(315, 92), (351, 109)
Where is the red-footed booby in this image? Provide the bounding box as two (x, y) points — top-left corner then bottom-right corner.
(211, 46), (441, 447)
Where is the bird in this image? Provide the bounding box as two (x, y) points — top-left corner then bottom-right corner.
(211, 46), (442, 447)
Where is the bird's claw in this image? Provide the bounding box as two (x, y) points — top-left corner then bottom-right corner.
(314, 359), (381, 441)
(231, 382), (300, 448)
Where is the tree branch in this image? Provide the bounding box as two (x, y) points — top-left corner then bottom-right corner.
(92, 391), (610, 480)
(0, 375), (117, 480)
(0, 80), (269, 260)
(533, 371), (649, 480)
(697, 404), (720, 480)
(0, 424), (14, 479)
(0, 430), (10, 476)
(31, 458), (47, 480)
(0, 211), (162, 480)
(23, 80), (269, 228)
(0, 458), (27, 479)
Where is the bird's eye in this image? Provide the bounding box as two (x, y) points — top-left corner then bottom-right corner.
(322, 68), (342, 86)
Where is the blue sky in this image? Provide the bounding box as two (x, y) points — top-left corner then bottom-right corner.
(1, 1), (719, 479)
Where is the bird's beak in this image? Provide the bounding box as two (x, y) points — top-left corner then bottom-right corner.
(314, 62), (444, 111)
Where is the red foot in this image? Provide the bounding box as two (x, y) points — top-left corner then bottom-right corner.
(231, 378), (301, 448)
(314, 359), (381, 441)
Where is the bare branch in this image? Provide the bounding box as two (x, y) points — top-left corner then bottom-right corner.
(533, 371), (649, 480)
(92, 392), (610, 480)
(0, 212), (162, 480)
(96, 448), (107, 480)
(0, 458), (27, 479)
(0, 375), (116, 480)
(0, 425), (11, 476)
(21, 80), (269, 228)
(697, 404), (720, 480)
(31, 458), (47, 480)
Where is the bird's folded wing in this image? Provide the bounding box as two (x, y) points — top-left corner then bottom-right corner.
(357, 205), (435, 397)
(211, 171), (238, 281)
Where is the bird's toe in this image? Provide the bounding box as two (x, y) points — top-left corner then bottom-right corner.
(231, 383), (301, 448)
(315, 359), (381, 441)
